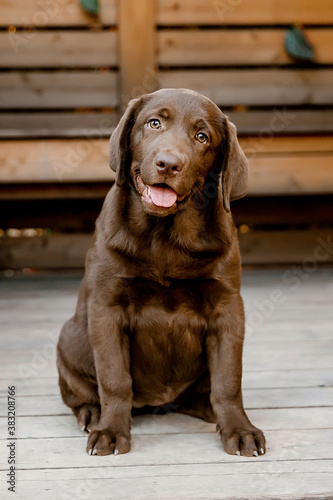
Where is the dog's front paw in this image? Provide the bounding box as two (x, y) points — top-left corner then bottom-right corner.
(219, 422), (266, 457)
(86, 429), (131, 456)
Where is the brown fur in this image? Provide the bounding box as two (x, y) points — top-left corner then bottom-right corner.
(57, 88), (265, 457)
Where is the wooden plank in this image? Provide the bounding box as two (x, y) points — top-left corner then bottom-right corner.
(2, 339), (333, 372)
(158, 29), (333, 66)
(0, 0), (117, 27)
(0, 71), (118, 109)
(0, 139), (112, 183)
(228, 109), (333, 135)
(1, 110), (333, 139)
(0, 234), (92, 269)
(10, 463), (333, 500)
(2, 366), (332, 394)
(1, 137), (332, 190)
(14, 460), (333, 480)
(239, 229), (333, 265)
(0, 429), (332, 467)
(2, 69), (333, 111)
(7, 469), (333, 500)
(118, 0), (158, 109)
(247, 154), (333, 195)
(1, 229), (333, 268)
(0, 30), (117, 67)
(2, 340), (332, 373)
(1, 408), (332, 441)
(234, 195), (333, 227)
(159, 69), (333, 106)
(0, 269), (332, 498)
(157, 0), (333, 25)
(240, 135), (333, 153)
(0, 182), (110, 199)
(0, 112), (117, 139)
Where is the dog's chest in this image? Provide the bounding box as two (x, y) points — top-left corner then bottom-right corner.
(114, 277), (224, 407)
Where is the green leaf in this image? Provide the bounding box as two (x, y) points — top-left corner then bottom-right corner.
(284, 27), (315, 62)
(80, 0), (99, 15)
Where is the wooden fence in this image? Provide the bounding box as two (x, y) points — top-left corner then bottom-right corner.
(0, 0), (333, 268)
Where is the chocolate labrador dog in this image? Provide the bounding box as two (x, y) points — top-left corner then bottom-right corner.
(57, 88), (265, 457)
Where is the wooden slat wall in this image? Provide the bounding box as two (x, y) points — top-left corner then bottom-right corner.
(0, 0), (332, 197)
(0, 31), (117, 68)
(157, 0), (333, 25)
(1, 137), (332, 196)
(0, 0), (119, 144)
(2, 0), (333, 27)
(158, 30), (333, 66)
(1, 0), (333, 136)
(0, 0), (117, 27)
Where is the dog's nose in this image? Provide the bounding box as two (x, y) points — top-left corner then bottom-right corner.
(155, 153), (184, 177)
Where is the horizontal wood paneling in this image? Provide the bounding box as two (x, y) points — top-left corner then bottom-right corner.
(0, 31), (117, 68)
(228, 109), (333, 135)
(2, 110), (333, 139)
(0, 139), (111, 183)
(157, 0), (333, 25)
(5, 0), (332, 28)
(247, 155), (333, 195)
(0, 0), (117, 27)
(2, 69), (332, 111)
(239, 229), (333, 265)
(0, 137), (332, 194)
(158, 29), (333, 66)
(0, 71), (118, 109)
(1, 229), (332, 268)
(0, 112), (117, 138)
(159, 69), (333, 106)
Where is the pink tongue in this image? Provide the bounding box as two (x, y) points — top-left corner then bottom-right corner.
(150, 185), (177, 208)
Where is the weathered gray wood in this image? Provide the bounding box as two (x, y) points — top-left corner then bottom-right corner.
(14, 459), (333, 480)
(159, 69), (333, 106)
(0, 71), (118, 109)
(6, 469), (332, 500)
(158, 29), (333, 66)
(6, 471), (332, 500)
(0, 385), (332, 418)
(0, 429), (332, 468)
(0, 270), (332, 498)
(2, 407), (332, 440)
(1, 364), (332, 396)
(118, 0), (158, 109)
(0, 31), (117, 67)
(157, 0), (333, 25)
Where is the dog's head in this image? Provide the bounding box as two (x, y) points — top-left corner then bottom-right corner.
(109, 88), (248, 216)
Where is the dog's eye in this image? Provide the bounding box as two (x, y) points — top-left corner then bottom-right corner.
(196, 132), (208, 144)
(147, 119), (161, 129)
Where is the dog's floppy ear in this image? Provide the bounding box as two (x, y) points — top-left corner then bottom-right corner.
(109, 97), (144, 186)
(221, 119), (248, 212)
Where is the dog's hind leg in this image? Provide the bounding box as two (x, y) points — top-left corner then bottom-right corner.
(60, 374), (100, 432)
(57, 316), (100, 433)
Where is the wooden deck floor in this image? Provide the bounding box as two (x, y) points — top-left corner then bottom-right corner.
(0, 268), (332, 500)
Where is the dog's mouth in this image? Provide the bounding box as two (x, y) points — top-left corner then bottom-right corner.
(137, 175), (187, 209)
